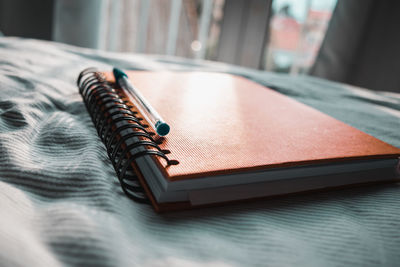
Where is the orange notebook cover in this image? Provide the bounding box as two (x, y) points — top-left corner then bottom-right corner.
(101, 71), (400, 212)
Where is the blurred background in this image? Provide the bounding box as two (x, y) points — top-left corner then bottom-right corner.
(0, 0), (399, 92)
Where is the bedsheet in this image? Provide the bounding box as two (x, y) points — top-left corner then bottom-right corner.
(0, 37), (399, 267)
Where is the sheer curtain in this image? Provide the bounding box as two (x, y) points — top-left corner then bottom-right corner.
(51, 0), (272, 69)
(52, 0), (108, 49)
(51, 0), (208, 57)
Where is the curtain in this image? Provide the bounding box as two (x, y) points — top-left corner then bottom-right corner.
(310, 0), (400, 93)
(52, 0), (108, 49)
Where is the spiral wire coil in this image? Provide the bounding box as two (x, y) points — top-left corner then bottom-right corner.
(77, 68), (175, 203)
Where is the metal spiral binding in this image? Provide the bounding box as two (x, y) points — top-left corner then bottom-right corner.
(77, 68), (176, 203)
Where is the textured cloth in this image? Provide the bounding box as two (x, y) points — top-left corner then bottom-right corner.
(0, 37), (399, 267)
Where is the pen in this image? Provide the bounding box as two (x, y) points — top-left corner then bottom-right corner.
(113, 68), (170, 136)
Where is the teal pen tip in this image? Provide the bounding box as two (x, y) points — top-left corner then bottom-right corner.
(113, 67), (128, 80)
(155, 121), (170, 136)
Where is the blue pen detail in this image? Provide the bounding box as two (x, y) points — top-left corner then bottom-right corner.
(155, 121), (170, 136)
(113, 68), (128, 80)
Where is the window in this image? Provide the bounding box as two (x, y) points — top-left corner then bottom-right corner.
(265, 0), (337, 73)
(54, 0), (337, 74)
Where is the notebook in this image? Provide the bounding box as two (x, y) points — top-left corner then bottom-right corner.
(77, 68), (400, 212)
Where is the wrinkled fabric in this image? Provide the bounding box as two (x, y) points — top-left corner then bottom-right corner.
(0, 37), (399, 267)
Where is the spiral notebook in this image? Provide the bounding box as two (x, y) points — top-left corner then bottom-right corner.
(77, 68), (400, 212)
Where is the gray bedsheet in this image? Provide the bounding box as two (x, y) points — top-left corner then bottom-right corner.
(0, 37), (399, 267)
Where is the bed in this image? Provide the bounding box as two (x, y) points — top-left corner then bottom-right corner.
(0, 37), (399, 267)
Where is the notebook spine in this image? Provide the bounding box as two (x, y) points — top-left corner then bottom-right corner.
(77, 68), (173, 204)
